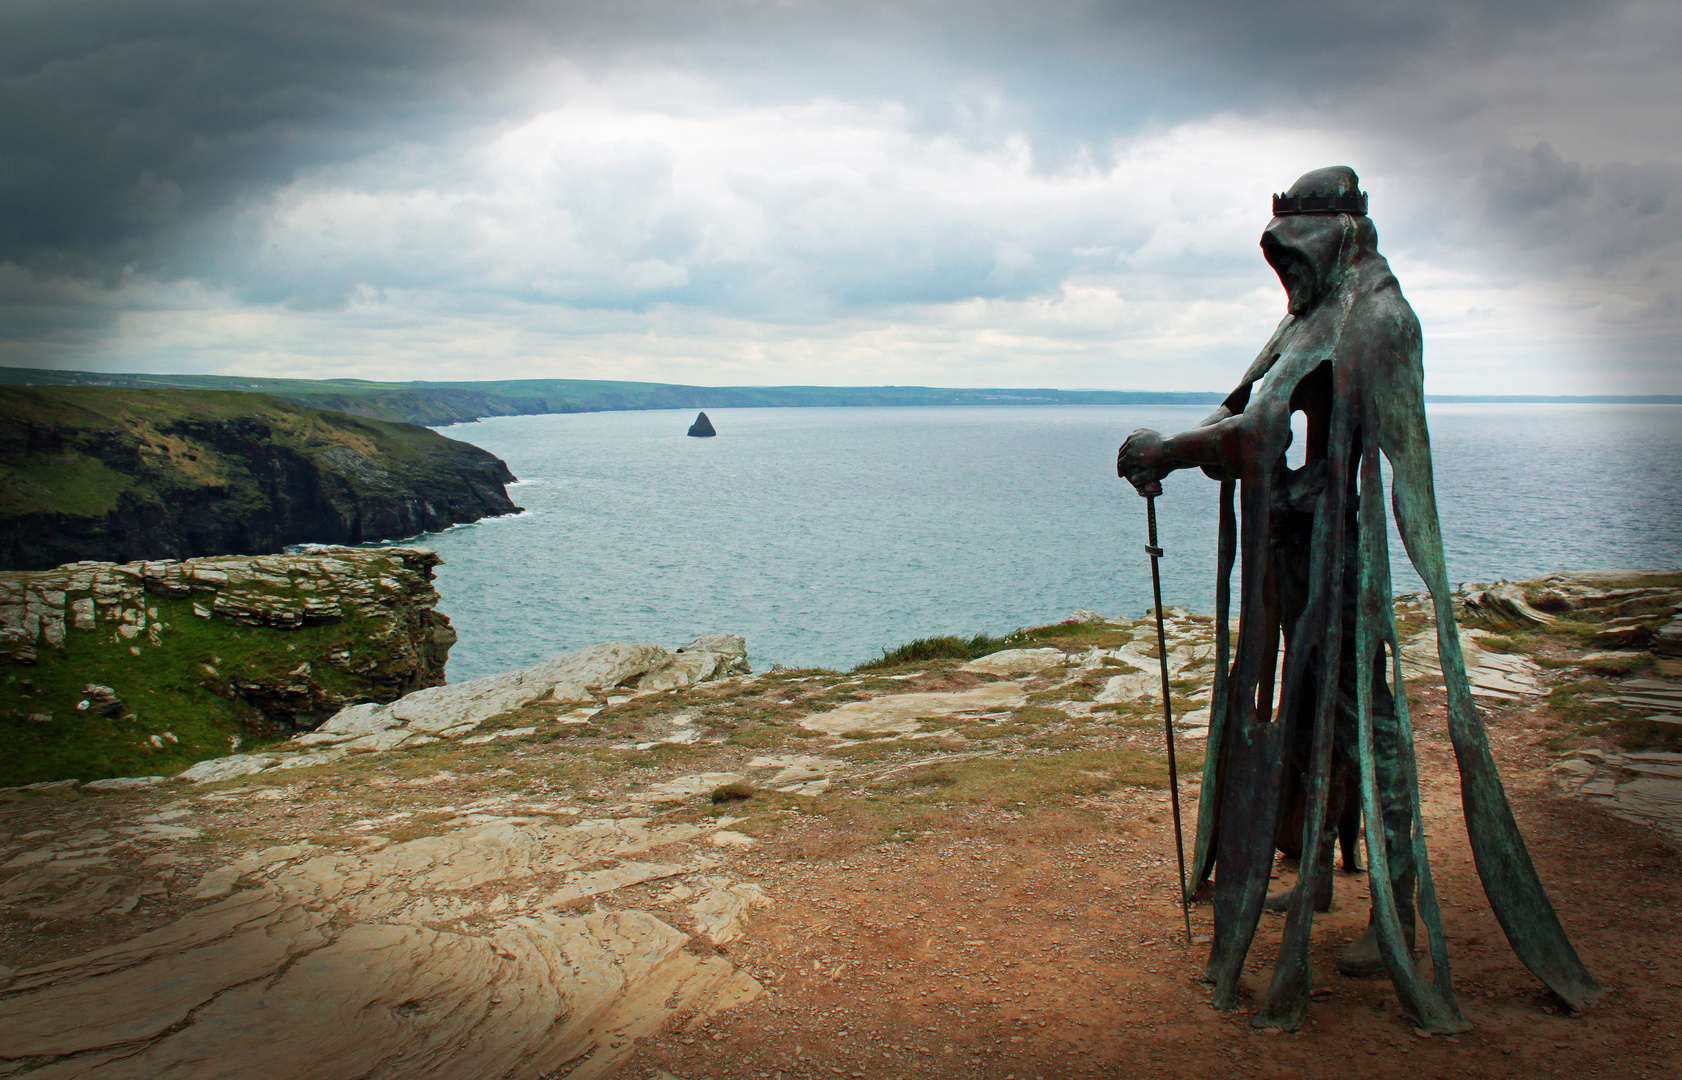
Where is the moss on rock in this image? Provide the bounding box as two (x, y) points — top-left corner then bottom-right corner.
(0, 547), (452, 785)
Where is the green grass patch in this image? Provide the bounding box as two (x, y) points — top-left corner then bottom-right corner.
(854, 619), (1145, 674)
(1611, 718), (1682, 753)
(1013, 623), (1137, 650)
(1544, 677), (1616, 725)
(826, 736), (940, 762)
(0, 587), (425, 785)
(0, 452), (140, 518)
(955, 721), (1034, 740)
(855, 634), (1019, 671)
(1580, 652), (1653, 677)
(1010, 705), (1071, 725)
(710, 781), (755, 804)
(1026, 733), (1088, 750)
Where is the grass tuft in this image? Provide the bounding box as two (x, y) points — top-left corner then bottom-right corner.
(854, 634), (1018, 671)
(709, 781), (756, 804)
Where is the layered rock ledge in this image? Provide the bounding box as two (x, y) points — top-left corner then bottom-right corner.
(0, 548), (454, 786)
(178, 634), (753, 784)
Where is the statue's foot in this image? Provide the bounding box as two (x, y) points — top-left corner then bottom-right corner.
(1338, 921), (1416, 977)
(1263, 881), (1333, 913)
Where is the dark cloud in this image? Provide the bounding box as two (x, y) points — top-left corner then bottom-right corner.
(0, 1), (1644, 277)
(1478, 143), (1682, 274)
(0, 1), (1675, 390)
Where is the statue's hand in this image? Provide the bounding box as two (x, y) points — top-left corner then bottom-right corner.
(1117, 428), (1169, 493)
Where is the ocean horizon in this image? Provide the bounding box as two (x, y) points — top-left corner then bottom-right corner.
(413, 403), (1682, 682)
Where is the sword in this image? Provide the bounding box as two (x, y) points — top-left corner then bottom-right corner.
(1139, 479), (1193, 947)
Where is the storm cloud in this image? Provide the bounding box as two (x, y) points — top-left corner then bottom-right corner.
(0, 0), (1676, 392)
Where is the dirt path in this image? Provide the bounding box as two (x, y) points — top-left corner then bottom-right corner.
(622, 698), (1682, 1080)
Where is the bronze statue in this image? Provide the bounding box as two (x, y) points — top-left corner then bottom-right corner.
(1117, 166), (1601, 1031)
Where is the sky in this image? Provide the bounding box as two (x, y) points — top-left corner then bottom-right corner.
(0, 0), (1678, 394)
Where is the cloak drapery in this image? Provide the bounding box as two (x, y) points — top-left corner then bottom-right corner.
(1120, 167), (1601, 1032)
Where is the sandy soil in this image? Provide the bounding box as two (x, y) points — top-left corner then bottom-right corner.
(621, 690), (1682, 1080)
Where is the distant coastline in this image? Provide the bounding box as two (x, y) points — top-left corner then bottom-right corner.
(1, 365), (1676, 428)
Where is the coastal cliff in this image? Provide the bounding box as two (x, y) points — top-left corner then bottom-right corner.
(0, 547), (453, 785)
(0, 386), (520, 571)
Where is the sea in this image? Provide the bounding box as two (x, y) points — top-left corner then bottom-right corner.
(411, 404), (1682, 682)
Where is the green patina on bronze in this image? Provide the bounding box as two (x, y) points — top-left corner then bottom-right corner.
(1118, 166), (1602, 1031)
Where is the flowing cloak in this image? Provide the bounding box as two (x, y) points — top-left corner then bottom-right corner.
(1177, 211), (1602, 1030)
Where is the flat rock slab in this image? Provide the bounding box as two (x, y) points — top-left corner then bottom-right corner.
(1398, 628), (1543, 700)
(0, 817), (765, 1079)
(630, 773), (748, 803)
(1557, 750), (1682, 841)
(391, 641), (677, 733)
(959, 648), (1066, 675)
(181, 636), (754, 784)
(799, 683), (1029, 735)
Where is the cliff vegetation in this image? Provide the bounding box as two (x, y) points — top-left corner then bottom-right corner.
(0, 386), (518, 570)
(0, 547), (452, 785)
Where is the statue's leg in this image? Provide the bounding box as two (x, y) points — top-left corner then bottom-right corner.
(1265, 681), (1338, 914)
(1340, 665), (1415, 974)
(1338, 771), (1362, 871)
(1205, 507), (1294, 1007)
(1344, 445), (1466, 1032)
(1309, 762), (1344, 911)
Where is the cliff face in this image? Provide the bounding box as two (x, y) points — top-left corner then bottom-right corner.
(0, 386), (520, 571)
(0, 546), (454, 785)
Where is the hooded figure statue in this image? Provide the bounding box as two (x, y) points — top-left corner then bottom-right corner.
(1117, 166), (1602, 1032)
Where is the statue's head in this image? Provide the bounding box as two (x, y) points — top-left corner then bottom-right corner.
(1262, 166), (1379, 315)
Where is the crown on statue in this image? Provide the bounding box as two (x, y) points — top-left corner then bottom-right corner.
(1272, 191), (1368, 216)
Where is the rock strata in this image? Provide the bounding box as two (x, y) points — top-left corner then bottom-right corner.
(173, 634), (752, 783)
(1458, 581), (1557, 629)
(0, 815), (765, 1079)
(1397, 626), (1544, 700)
(0, 547), (454, 785)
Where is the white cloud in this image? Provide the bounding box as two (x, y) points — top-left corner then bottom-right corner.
(49, 101), (1381, 389)
(2, 2), (1677, 394)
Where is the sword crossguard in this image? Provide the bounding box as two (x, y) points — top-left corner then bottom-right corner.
(1145, 544), (1164, 557)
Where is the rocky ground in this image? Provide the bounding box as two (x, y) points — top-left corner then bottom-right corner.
(0, 572), (1678, 1078)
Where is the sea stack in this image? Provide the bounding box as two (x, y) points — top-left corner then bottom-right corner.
(687, 411), (717, 437)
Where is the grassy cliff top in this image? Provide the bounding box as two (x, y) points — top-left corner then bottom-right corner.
(5, 366), (1677, 428)
(0, 385), (503, 520)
